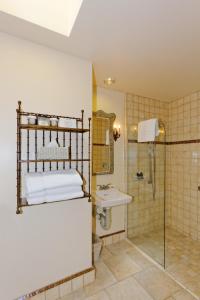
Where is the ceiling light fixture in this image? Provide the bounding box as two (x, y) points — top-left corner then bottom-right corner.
(104, 77), (116, 85)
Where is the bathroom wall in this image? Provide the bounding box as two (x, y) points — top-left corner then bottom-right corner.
(126, 90), (200, 242)
(166, 91), (200, 240)
(0, 33), (92, 300)
(92, 86), (126, 236)
(126, 94), (168, 238)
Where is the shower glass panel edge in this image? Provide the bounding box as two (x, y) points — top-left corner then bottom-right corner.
(127, 116), (166, 268)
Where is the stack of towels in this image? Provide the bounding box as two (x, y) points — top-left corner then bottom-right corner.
(25, 169), (84, 205)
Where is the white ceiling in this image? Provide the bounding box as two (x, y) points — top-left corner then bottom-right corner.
(0, 0), (200, 101)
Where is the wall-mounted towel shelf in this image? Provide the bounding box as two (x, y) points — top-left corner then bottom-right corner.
(20, 124), (89, 133)
(16, 101), (91, 214)
(20, 192), (90, 207)
(19, 159), (90, 163)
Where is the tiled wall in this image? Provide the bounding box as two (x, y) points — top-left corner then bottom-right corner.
(127, 91), (200, 242)
(166, 92), (200, 241)
(126, 94), (168, 238)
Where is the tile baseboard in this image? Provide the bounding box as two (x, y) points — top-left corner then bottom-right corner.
(17, 266), (95, 300)
(99, 230), (126, 246)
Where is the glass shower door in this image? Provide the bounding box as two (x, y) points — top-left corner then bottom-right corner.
(127, 132), (166, 267)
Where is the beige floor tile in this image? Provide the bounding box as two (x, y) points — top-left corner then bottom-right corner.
(99, 247), (113, 261)
(126, 248), (153, 269)
(106, 276), (154, 300)
(172, 289), (197, 300)
(84, 261), (116, 297)
(105, 240), (133, 256)
(184, 275), (200, 298)
(129, 227), (200, 299)
(60, 232), (200, 300)
(85, 290), (110, 300)
(167, 262), (198, 284)
(104, 253), (142, 281)
(134, 266), (180, 300)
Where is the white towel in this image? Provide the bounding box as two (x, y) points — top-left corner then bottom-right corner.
(45, 191), (84, 203)
(58, 118), (76, 128)
(42, 170), (83, 190)
(25, 172), (44, 195)
(26, 190), (84, 205)
(138, 119), (159, 142)
(26, 185), (83, 198)
(25, 169), (83, 194)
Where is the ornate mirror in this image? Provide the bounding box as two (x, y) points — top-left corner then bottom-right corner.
(92, 110), (116, 175)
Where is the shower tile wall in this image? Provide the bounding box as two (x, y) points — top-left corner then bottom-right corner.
(167, 91), (200, 241)
(127, 91), (200, 242)
(126, 94), (168, 238)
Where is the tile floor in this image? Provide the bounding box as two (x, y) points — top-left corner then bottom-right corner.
(129, 227), (200, 299)
(59, 239), (198, 300)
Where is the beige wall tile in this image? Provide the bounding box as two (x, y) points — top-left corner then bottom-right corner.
(45, 286), (59, 300)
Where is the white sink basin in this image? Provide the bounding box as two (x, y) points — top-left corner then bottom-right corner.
(94, 188), (132, 208)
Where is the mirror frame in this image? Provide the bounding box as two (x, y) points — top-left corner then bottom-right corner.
(92, 110), (116, 175)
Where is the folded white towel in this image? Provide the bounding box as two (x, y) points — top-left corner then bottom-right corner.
(25, 169), (83, 194)
(43, 170), (83, 190)
(46, 185), (82, 196)
(26, 185), (83, 198)
(46, 140), (59, 148)
(45, 191), (84, 203)
(25, 172), (44, 195)
(26, 190), (84, 205)
(138, 119), (159, 142)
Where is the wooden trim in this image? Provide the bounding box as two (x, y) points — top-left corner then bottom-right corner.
(93, 143), (110, 147)
(128, 139), (165, 145)
(99, 229), (125, 239)
(128, 139), (200, 145)
(166, 139), (200, 145)
(21, 266), (95, 299)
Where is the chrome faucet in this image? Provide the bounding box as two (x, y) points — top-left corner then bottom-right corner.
(97, 183), (112, 190)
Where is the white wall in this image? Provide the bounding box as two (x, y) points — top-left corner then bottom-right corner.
(92, 87), (126, 236)
(0, 33), (92, 300)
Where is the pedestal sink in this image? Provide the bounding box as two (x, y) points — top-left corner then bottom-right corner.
(94, 187), (132, 208)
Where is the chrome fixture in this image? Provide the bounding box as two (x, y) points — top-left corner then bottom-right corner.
(147, 120), (166, 200)
(96, 206), (112, 230)
(97, 183), (112, 190)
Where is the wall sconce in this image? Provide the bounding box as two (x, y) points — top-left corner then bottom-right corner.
(113, 124), (120, 141)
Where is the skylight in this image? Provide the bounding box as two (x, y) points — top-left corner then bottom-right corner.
(0, 0), (83, 36)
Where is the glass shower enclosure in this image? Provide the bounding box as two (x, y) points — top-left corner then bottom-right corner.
(127, 98), (166, 267)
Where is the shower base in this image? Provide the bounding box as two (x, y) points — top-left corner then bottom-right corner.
(128, 227), (200, 299)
